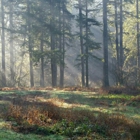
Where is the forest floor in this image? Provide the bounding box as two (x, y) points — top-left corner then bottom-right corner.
(0, 87), (140, 140)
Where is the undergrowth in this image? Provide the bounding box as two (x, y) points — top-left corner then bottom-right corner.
(2, 98), (140, 140)
(0, 88), (140, 140)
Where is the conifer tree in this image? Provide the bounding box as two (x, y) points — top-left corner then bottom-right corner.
(1, 0), (6, 86)
(103, 0), (109, 87)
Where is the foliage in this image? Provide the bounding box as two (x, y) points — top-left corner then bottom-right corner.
(108, 0), (140, 86)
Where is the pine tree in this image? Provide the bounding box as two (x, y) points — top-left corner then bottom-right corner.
(27, 0), (34, 87)
(78, 0), (85, 87)
(103, 0), (109, 87)
(39, 0), (45, 87)
(9, 1), (15, 86)
(1, 0), (6, 86)
(136, 0), (140, 84)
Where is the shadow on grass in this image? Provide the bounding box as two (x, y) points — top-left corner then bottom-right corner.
(0, 90), (138, 111)
(53, 92), (133, 107)
(0, 90), (140, 140)
(0, 90), (140, 120)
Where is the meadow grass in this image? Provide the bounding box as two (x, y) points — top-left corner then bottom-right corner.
(0, 89), (140, 139)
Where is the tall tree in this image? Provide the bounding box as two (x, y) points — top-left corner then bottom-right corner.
(107, 0), (138, 85)
(1, 0), (6, 87)
(59, 0), (73, 87)
(136, 0), (140, 84)
(9, 1), (15, 86)
(78, 0), (85, 87)
(114, 0), (120, 84)
(50, 0), (57, 87)
(40, 0), (45, 87)
(75, 0), (101, 87)
(119, 0), (124, 85)
(27, 0), (34, 87)
(59, 1), (64, 88)
(103, 0), (109, 87)
(85, 0), (89, 87)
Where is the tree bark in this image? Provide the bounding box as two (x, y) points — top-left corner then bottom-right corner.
(40, 1), (44, 87)
(79, 0), (85, 87)
(59, 1), (65, 88)
(10, 1), (14, 86)
(50, 0), (57, 87)
(103, 0), (109, 87)
(1, 0), (6, 87)
(136, 0), (140, 84)
(119, 0), (123, 85)
(27, 0), (34, 87)
(114, 0), (119, 85)
(85, 0), (89, 87)
(40, 33), (44, 87)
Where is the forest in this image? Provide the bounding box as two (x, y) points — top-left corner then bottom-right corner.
(0, 0), (140, 140)
(1, 0), (102, 88)
(0, 0), (139, 88)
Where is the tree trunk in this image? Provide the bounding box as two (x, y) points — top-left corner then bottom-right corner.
(114, 0), (119, 85)
(40, 1), (44, 87)
(79, 0), (85, 87)
(50, 0), (57, 87)
(1, 0), (6, 87)
(10, 2), (14, 86)
(136, 0), (140, 85)
(119, 0), (123, 85)
(103, 0), (109, 87)
(85, 0), (89, 87)
(40, 33), (44, 87)
(27, 0), (34, 87)
(59, 1), (65, 88)
(18, 52), (24, 87)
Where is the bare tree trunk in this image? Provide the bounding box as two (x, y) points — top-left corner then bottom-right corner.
(114, 0), (119, 85)
(85, 0), (89, 87)
(79, 0), (85, 87)
(40, 32), (44, 87)
(119, 0), (123, 85)
(103, 0), (109, 87)
(136, 0), (140, 85)
(40, 1), (44, 87)
(27, 0), (34, 87)
(10, 2), (14, 86)
(50, 0), (57, 87)
(1, 0), (6, 87)
(59, 1), (64, 88)
(54, 37), (57, 86)
(18, 52), (24, 87)
(51, 37), (57, 87)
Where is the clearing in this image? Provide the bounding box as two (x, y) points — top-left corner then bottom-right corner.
(0, 87), (140, 140)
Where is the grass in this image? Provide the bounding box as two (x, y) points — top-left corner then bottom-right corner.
(0, 119), (66, 140)
(0, 88), (140, 139)
(0, 129), (66, 140)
